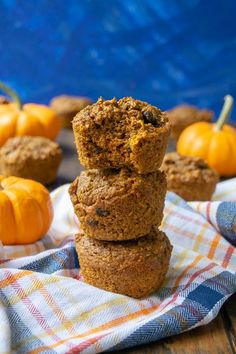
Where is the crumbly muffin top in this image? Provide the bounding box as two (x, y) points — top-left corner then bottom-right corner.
(161, 152), (219, 184)
(76, 229), (171, 270)
(167, 104), (213, 126)
(0, 136), (62, 163)
(50, 95), (92, 114)
(73, 168), (165, 206)
(73, 97), (169, 136)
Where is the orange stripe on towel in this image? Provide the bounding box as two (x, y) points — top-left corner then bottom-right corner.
(172, 255), (203, 292)
(31, 304), (160, 353)
(208, 234), (221, 260)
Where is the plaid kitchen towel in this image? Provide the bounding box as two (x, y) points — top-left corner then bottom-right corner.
(0, 179), (236, 354)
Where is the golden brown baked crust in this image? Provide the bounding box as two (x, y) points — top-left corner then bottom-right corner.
(69, 168), (167, 241)
(50, 95), (92, 128)
(161, 152), (219, 201)
(0, 136), (62, 185)
(167, 104), (213, 140)
(76, 229), (172, 298)
(72, 97), (171, 174)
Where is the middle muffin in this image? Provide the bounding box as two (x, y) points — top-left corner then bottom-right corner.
(69, 168), (166, 241)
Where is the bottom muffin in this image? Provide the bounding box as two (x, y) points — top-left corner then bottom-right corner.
(76, 229), (172, 298)
(161, 152), (219, 201)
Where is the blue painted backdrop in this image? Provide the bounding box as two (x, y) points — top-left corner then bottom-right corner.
(1, 0), (236, 120)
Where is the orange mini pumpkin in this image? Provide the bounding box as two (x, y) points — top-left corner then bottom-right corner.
(177, 95), (236, 177)
(0, 176), (53, 245)
(0, 82), (61, 146)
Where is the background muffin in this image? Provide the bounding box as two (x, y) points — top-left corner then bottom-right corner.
(76, 228), (172, 298)
(161, 152), (219, 201)
(0, 136), (62, 185)
(167, 104), (213, 140)
(69, 168), (166, 241)
(50, 95), (92, 128)
(73, 97), (171, 174)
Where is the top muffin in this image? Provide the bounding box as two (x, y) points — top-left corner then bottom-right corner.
(72, 97), (170, 173)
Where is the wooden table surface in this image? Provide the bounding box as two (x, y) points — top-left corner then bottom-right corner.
(54, 129), (236, 354)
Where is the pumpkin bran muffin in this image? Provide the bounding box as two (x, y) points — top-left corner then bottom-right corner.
(50, 95), (92, 128)
(72, 97), (171, 174)
(161, 152), (219, 201)
(69, 168), (166, 241)
(0, 136), (62, 185)
(76, 228), (172, 298)
(167, 104), (213, 140)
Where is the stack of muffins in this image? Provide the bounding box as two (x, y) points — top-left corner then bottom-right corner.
(69, 97), (172, 298)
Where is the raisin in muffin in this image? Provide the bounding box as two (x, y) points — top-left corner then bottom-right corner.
(161, 152), (219, 201)
(50, 95), (92, 128)
(167, 104), (213, 140)
(76, 228), (172, 298)
(72, 97), (171, 174)
(0, 136), (62, 185)
(69, 168), (166, 241)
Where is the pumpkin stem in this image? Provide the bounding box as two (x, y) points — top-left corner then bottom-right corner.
(0, 81), (22, 109)
(215, 95), (234, 131)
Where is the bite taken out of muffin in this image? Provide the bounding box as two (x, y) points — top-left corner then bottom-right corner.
(72, 97), (171, 174)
